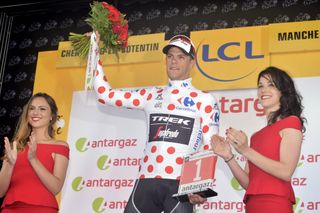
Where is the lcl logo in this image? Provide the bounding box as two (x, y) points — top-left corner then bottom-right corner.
(196, 41), (265, 82)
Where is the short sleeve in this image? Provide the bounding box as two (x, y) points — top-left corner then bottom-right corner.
(279, 116), (302, 131)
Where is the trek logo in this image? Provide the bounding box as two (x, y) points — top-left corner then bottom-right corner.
(196, 41), (264, 82)
(149, 113), (194, 144)
(151, 114), (193, 126)
(178, 97), (195, 107)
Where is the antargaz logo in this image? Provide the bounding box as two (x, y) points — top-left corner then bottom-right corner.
(230, 177), (243, 191)
(294, 197), (303, 213)
(75, 137), (88, 152)
(72, 176), (84, 192)
(97, 155), (110, 171)
(92, 197), (106, 213)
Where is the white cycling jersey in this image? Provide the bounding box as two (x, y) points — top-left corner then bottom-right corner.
(89, 34), (220, 180)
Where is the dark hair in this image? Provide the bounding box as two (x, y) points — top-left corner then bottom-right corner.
(13, 92), (58, 151)
(258, 66), (306, 132)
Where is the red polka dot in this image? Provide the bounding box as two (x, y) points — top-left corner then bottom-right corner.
(205, 105), (213, 113)
(133, 99), (140, 106)
(176, 176), (181, 180)
(165, 166), (173, 174)
(197, 102), (202, 110)
(147, 165), (154, 173)
(172, 89), (179, 94)
(143, 156), (148, 162)
(167, 147), (175, 154)
(115, 100), (122, 107)
(203, 125), (209, 133)
(124, 92), (131, 99)
(147, 94), (152, 100)
(203, 144), (209, 150)
(157, 89), (163, 93)
(98, 86), (105, 94)
(176, 157), (183, 165)
(155, 175), (162, 179)
(139, 174), (145, 179)
(167, 104), (175, 110)
(109, 92), (115, 99)
(103, 76), (108, 82)
(140, 89), (146, 96)
(190, 92), (198, 97)
(98, 99), (105, 104)
(156, 155), (163, 163)
(200, 117), (203, 124)
(151, 146), (157, 153)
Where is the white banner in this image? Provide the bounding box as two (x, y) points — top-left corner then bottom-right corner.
(60, 76), (320, 213)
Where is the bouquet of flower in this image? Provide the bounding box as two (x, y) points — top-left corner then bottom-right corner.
(69, 1), (128, 58)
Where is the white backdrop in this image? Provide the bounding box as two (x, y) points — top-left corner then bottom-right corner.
(60, 76), (320, 213)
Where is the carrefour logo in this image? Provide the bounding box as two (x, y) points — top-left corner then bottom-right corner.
(196, 41), (264, 82)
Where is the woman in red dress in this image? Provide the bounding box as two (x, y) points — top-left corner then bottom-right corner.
(0, 93), (69, 213)
(211, 66), (306, 213)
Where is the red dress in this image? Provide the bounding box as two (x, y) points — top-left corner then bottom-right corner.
(244, 116), (302, 213)
(1, 143), (69, 213)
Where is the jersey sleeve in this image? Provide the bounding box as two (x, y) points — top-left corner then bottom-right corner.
(89, 33), (151, 110)
(199, 93), (220, 150)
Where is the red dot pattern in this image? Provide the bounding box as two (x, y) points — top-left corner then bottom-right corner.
(156, 155), (163, 163)
(176, 157), (183, 165)
(115, 100), (122, 107)
(109, 92), (115, 99)
(133, 99), (140, 106)
(151, 146), (157, 153)
(98, 87), (105, 94)
(190, 92), (198, 97)
(205, 105), (213, 113)
(124, 92), (131, 99)
(140, 89), (146, 96)
(94, 70), (218, 180)
(98, 99), (105, 104)
(172, 89), (179, 94)
(197, 102), (202, 110)
(147, 165), (154, 173)
(167, 147), (175, 154)
(165, 166), (173, 174)
(167, 104), (175, 110)
(203, 125), (209, 133)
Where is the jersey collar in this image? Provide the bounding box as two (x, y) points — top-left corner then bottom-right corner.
(168, 78), (193, 89)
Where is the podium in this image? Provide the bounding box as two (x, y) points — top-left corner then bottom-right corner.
(172, 150), (218, 202)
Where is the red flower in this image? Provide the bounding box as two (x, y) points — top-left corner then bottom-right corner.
(112, 23), (123, 34)
(105, 4), (120, 22)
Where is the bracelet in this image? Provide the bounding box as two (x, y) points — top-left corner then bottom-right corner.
(224, 154), (234, 163)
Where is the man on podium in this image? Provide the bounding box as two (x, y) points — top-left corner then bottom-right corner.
(89, 32), (220, 212)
